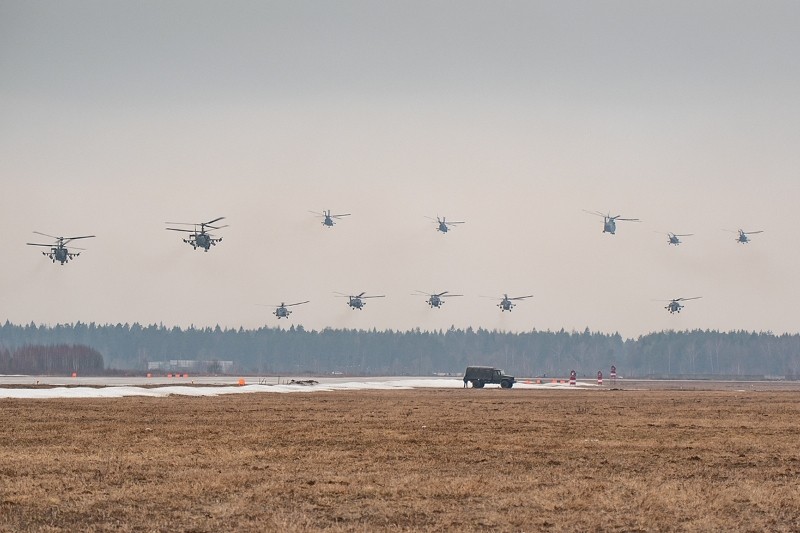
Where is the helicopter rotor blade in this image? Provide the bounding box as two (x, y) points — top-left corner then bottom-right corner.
(285, 301), (310, 307)
(32, 231), (59, 239)
(204, 217), (225, 226)
(676, 297), (702, 302)
(165, 228), (197, 233)
(582, 210), (607, 218)
(64, 235), (96, 242)
(26, 243), (53, 247)
(744, 230), (764, 235)
(361, 295), (385, 299)
(510, 295), (534, 300)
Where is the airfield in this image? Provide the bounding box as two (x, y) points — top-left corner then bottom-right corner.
(1, 379), (799, 531)
(3, 375), (800, 398)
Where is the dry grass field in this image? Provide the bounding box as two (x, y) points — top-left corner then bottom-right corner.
(2, 388), (800, 532)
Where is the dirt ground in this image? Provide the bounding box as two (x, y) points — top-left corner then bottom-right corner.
(1, 388), (799, 532)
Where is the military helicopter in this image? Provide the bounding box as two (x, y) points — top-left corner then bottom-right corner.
(584, 210), (640, 234)
(483, 294), (533, 312)
(26, 232), (96, 265)
(271, 301), (310, 319)
(310, 210), (350, 228)
(659, 232), (694, 245)
(165, 217), (227, 251)
(660, 297), (702, 314)
(413, 290), (463, 308)
(725, 229), (764, 244)
(426, 216), (464, 234)
(335, 292), (385, 310)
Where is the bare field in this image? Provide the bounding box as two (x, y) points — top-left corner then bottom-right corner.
(1, 389), (799, 532)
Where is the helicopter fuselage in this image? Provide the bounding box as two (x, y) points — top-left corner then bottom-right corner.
(603, 217), (617, 234)
(499, 299), (514, 311)
(275, 307), (291, 318)
(183, 232), (221, 251)
(428, 295), (443, 307)
(52, 247), (70, 264)
(348, 297), (365, 309)
(666, 301), (683, 314)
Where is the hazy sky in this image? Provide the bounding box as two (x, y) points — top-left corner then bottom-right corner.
(2, 1), (799, 337)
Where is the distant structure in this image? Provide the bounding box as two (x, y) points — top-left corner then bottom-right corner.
(147, 359), (234, 373)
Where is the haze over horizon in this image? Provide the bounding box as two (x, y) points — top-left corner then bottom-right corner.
(2, 2), (799, 338)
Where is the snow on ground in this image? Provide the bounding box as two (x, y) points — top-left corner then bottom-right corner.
(0, 378), (591, 399)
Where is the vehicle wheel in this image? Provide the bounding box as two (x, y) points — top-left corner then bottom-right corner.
(472, 380), (484, 388)
(501, 380), (513, 389)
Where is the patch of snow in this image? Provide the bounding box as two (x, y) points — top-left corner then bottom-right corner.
(0, 377), (598, 399)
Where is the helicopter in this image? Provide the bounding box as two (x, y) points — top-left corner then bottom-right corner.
(661, 232), (694, 245)
(26, 232), (96, 265)
(661, 297), (702, 314)
(310, 210), (350, 228)
(584, 210), (640, 235)
(165, 217), (227, 251)
(726, 229), (764, 244)
(427, 216), (464, 234)
(484, 294), (533, 312)
(413, 290), (463, 309)
(335, 292), (385, 310)
(271, 301), (310, 319)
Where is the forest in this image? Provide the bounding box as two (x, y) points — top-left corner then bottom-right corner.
(0, 321), (798, 378)
(0, 343), (104, 375)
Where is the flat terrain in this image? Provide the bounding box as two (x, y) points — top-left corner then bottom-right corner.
(1, 389), (799, 532)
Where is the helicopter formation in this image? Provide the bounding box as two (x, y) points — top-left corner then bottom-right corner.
(25, 208), (765, 320)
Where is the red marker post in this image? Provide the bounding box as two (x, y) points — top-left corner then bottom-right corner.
(569, 369), (577, 386)
(597, 370), (603, 385)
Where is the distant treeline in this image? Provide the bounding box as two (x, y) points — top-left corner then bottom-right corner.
(0, 321), (798, 378)
(0, 344), (104, 375)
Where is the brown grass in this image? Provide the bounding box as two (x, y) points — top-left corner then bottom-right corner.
(1, 388), (800, 532)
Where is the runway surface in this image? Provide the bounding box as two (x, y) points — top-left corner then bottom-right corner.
(2, 375), (798, 398)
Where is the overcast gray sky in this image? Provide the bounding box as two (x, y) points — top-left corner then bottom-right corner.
(1, 1), (799, 337)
